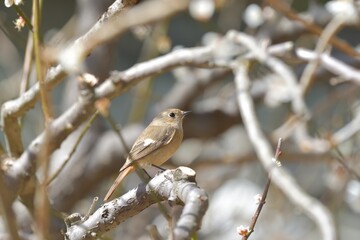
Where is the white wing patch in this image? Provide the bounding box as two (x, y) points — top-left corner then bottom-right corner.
(143, 138), (156, 147)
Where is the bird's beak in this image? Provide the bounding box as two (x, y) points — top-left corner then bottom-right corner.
(182, 111), (191, 117)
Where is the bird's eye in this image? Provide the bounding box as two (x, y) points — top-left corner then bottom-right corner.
(169, 112), (175, 118)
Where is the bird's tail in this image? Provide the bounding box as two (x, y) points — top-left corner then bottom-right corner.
(103, 166), (135, 202)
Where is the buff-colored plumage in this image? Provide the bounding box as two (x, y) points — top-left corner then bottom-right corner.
(104, 108), (189, 201)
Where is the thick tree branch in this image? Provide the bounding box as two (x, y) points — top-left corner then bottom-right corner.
(95, 46), (217, 99)
(64, 167), (208, 240)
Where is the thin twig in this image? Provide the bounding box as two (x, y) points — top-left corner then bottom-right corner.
(84, 197), (99, 220)
(47, 111), (99, 185)
(19, 33), (34, 132)
(315, 131), (360, 181)
(333, 154), (360, 181)
(32, 1), (52, 237)
(19, 34), (34, 96)
(35, 131), (51, 240)
(242, 138), (282, 240)
(147, 224), (163, 240)
(32, 0), (52, 122)
(265, 0), (360, 58)
(299, 16), (346, 95)
(0, 142), (4, 156)
(102, 112), (130, 153)
(0, 172), (21, 240)
(13, 5), (33, 31)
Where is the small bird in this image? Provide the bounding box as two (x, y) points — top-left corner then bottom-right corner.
(104, 108), (190, 201)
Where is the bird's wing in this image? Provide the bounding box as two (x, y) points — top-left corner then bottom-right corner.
(128, 126), (177, 161)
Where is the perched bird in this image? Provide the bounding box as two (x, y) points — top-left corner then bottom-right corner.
(104, 108), (190, 201)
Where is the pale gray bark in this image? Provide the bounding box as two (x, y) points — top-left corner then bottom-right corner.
(64, 167), (208, 240)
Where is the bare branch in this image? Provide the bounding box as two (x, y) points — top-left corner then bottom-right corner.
(58, 0), (190, 72)
(242, 138), (283, 240)
(1, 0), (187, 157)
(233, 63), (336, 240)
(5, 79), (96, 200)
(64, 167), (208, 240)
(299, 16), (346, 95)
(296, 48), (360, 85)
(265, 0), (360, 58)
(0, 171), (21, 240)
(96, 46), (217, 97)
(226, 30), (308, 118)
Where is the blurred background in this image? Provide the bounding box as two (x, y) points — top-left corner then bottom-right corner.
(1, 0), (360, 239)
